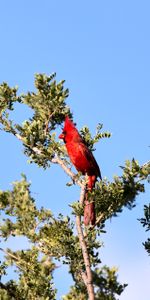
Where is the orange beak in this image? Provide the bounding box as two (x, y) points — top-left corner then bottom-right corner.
(59, 133), (65, 139)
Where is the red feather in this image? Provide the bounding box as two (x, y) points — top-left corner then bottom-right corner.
(59, 116), (101, 225)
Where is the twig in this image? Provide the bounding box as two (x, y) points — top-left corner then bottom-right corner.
(143, 160), (150, 167)
(15, 133), (42, 155)
(0, 247), (24, 271)
(92, 212), (105, 229)
(52, 157), (84, 188)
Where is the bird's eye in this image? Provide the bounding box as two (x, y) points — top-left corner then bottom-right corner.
(63, 130), (66, 135)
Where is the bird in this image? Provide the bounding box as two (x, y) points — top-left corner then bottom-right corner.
(59, 116), (101, 225)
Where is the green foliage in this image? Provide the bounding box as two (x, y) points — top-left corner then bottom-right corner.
(0, 175), (53, 240)
(24, 73), (69, 126)
(135, 161), (150, 256)
(80, 123), (111, 151)
(63, 267), (127, 300)
(0, 74), (150, 299)
(0, 73), (71, 168)
(19, 73), (71, 167)
(94, 159), (145, 223)
(0, 161), (148, 299)
(139, 204), (150, 255)
(93, 266), (128, 300)
(0, 82), (19, 113)
(69, 201), (83, 216)
(0, 176), (56, 299)
(140, 204), (150, 230)
(0, 248), (55, 300)
(0, 176), (128, 300)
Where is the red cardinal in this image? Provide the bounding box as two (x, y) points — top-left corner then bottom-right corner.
(59, 116), (101, 225)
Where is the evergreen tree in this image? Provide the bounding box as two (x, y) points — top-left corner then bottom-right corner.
(0, 73), (149, 299)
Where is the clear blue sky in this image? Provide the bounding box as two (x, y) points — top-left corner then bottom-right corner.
(0, 1), (150, 299)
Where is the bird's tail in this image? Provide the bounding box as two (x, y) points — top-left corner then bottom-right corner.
(83, 174), (97, 226)
(84, 195), (96, 226)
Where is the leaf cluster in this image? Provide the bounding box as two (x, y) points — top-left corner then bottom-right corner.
(0, 82), (19, 113)
(63, 266), (127, 300)
(93, 159), (147, 225)
(0, 73), (71, 168)
(0, 175), (52, 240)
(80, 124), (111, 151)
(0, 248), (55, 300)
(139, 204), (150, 255)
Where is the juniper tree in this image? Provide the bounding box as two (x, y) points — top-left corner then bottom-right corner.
(0, 73), (150, 299)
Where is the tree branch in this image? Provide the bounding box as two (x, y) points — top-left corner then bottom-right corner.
(143, 160), (150, 167)
(9, 124), (84, 188)
(75, 185), (95, 300)
(52, 156), (84, 188)
(0, 248), (24, 271)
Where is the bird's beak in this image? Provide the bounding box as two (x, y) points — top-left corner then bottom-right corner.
(59, 133), (65, 139)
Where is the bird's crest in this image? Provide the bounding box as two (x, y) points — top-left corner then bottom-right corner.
(64, 116), (77, 131)
(59, 115), (82, 142)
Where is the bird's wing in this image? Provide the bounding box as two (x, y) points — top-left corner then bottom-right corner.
(78, 143), (101, 178)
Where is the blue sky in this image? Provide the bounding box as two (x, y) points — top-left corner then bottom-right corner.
(0, 1), (150, 299)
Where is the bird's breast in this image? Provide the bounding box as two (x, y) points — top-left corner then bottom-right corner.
(66, 142), (93, 174)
